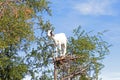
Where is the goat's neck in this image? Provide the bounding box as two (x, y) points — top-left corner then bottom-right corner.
(51, 35), (55, 40)
(51, 35), (57, 45)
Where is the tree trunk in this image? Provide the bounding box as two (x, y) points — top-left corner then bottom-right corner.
(54, 65), (58, 80)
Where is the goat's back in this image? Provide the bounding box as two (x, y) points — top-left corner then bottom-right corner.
(54, 33), (67, 43)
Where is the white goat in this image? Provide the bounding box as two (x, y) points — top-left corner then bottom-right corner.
(47, 30), (67, 57)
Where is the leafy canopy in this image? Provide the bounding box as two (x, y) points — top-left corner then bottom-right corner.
(0, 0), (34, 49)
(67, 26), (110, 79)
(0, 0), (51, 80)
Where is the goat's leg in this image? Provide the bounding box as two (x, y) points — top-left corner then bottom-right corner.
(55, 47), (58, 58)
(63, 43), (67, 57)
(59, 44), (62, 56)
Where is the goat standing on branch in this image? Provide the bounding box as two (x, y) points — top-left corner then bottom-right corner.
(47, 30), (67, 58)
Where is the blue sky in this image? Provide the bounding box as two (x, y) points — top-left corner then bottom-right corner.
(47, 0), (120, 80)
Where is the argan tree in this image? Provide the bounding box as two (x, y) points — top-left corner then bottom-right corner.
(0, 0), (51, 80)
(57, 26), (110, 80)
(29, 26), (110, 80)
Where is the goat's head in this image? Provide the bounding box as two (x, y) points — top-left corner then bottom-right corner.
(47, 30), (54, 37)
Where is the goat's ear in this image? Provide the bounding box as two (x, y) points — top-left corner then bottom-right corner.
(50, 31), (53, 36)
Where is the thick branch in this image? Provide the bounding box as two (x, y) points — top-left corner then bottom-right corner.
(61, 65), (89, 80)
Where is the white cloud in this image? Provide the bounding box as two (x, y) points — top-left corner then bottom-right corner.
(100, 72), (120, 80)
(74, 0), (117, 16)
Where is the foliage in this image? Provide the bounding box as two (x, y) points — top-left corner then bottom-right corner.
(0, 45), (28, 80)
(67, 26), (110, 80)
(0, 0), (51, 80)
(0, 0), (34, 49)
(25, 27), (54, 79)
